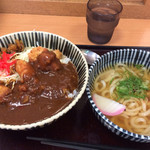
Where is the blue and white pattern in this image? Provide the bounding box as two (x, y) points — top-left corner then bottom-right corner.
(0, 31), (89, 130)
(86, 49), (150, 143)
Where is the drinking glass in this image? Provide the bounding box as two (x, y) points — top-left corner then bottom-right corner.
(86, 0), (123, 44)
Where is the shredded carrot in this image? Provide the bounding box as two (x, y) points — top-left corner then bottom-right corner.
(0, 52), (16, 76)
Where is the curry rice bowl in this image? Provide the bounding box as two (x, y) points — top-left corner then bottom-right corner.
(0, 31), (88, 130)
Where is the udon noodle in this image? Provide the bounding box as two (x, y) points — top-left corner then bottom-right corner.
(92, 63), (150, 136)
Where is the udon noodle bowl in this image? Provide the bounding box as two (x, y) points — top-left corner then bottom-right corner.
(92, 63), (150, 136)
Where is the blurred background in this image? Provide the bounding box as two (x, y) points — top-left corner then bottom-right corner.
(0, 0), (150, 19)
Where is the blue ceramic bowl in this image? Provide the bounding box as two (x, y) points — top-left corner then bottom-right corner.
(0, 31), (89, 130)
(86, 49), (150, 143)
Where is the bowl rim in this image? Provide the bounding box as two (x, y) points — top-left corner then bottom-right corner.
(0, 31), (89, 130)
(86, 49), (150, 141)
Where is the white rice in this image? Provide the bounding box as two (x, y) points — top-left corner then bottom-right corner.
(68, 89), (78, 98)
(60, 56), (71, 64)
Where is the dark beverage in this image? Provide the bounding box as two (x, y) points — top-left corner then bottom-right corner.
(86, 0), (123, 44)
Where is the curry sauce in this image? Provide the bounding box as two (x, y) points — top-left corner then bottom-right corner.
(0, 44), (78, 125)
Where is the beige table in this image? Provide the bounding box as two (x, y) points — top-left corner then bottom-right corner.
(0, 13), (150, 47)
(0, 13), (150, 150)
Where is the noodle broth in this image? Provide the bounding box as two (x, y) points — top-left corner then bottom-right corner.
(92, 63), (150, 136)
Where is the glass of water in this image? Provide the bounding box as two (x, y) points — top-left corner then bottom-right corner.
(86, 0), (123, 44)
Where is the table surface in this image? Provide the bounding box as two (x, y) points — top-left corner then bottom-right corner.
(1, 13), (150, 47)
(1, 13), (150, 150)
